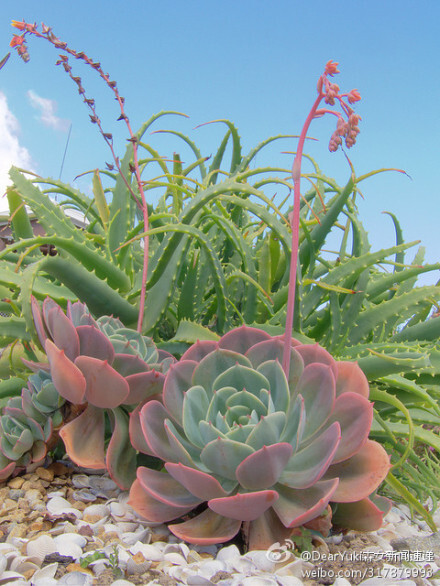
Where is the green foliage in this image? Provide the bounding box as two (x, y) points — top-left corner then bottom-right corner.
(0, 116), (439, 520)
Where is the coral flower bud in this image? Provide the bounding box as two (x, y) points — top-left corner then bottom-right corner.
(9, 35), (25, 47)
(347, 89), (361, 103)
(325, 60), (340, 76)
(11, 20), (26, 30)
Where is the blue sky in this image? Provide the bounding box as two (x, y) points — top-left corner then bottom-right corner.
(0, 0), (439, 283)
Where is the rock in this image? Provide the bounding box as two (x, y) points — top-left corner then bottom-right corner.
(7, 477), (25, 489)
(36, 466), (54, 481)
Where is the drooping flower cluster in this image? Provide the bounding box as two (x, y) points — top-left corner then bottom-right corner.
(316, 60), (362, 152)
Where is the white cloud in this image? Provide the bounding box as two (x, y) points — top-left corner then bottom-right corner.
(27, 89), (70, 132)
(0, 91), (34, 202)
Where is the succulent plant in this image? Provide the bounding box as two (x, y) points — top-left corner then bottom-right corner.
(30, 296), (175, 488)
(0, 369), (65, 481)
(21, 369), (66, 428)
(128, 325), (391, 549)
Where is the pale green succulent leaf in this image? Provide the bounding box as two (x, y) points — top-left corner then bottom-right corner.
(182, 385), (211, 448)
(206, 387), (236, 422)
(215, 412), (231, 435)
(192, 349), (251, 392)
(200, 437), (255, 480)
(225, 390), (267, 418)
(295, 363), (336, 440)
(213, 364), (270, 398)
(245, 411), (286, 450)
(280, 422), (341, 489)
(198, 420), (227, 444)
(256, 360), (290, 412)
(224, 424), (254, 443)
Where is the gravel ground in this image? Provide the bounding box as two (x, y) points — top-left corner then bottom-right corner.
(0, 462), (439, 585)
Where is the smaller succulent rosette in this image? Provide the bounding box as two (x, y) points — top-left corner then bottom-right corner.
(30, 296), (175, 488)
(129, 326), (390, 549)
(0, 369), (65, 481)
(0, 402), (47, 481)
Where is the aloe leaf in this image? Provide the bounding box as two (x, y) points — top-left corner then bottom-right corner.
(302, 241), (420, 320)
(348, 285), (440, 344)
(0, 316), (30, 344)
(202, 119), (242, 174)
(177, 249), (198, 321)
(168, 320), (220, 343)
(392, 315), (440, 343)
(366, 263), (440, 300)
(236, 135), (298, 174)
(33, 177), (101, 227)
(383, 211), (404, 270)
(152, 129), (207, 179)
(378, 375), (440, 416)
(384, 472), (437, 532)
(148, 180), (280, 288)
(6, 188), (34, 240)
(9, 167), (93, 247)
(134, 223), (228, 333)
(92, 170), (110, 228)
(39, 255), (138, 325)
(0, 377), (25, 400)
(345, 346), (430, 379)
(299, 176), (354, 270)
(370, 389), (414, 468)
(0, 261), (76, 303)
(0, 236), (130, 292)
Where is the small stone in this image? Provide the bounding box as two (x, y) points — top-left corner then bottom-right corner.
(83, 514), (103, 524)
(36, 466), (54, 482)
(17, 497), (31, 512)
(66, 562), (93, 575)
(0, 498), (17, 516)
(68, 499), (88, 512)
(25, 488), (45, 505)
(8, 477), (25, 489)
(8, 489), (25, 500)
(102, 531), (121, 544)
(29, 520), (45, 532)
(7, 524), (28, 539)
(48, 461), (71, 476)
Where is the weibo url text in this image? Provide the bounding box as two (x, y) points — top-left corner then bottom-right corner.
(301, 565), (433, 581)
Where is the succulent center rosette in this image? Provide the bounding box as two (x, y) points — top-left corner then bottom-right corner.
(129, 325), (390, 549)
(29, 296), (175, 488)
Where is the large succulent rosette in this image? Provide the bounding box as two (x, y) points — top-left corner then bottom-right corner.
(129, 326), (390, 549)
(30, 297), (175, 488)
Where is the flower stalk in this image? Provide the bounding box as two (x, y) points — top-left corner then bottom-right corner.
(9, 21), (149, 332)
(282, 60), (361, 376)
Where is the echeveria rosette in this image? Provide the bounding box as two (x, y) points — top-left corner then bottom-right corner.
(0, 399), (48, 481)
(0, 369), (65, 481)
(30, 296), (175, 489)
(128, 325), (391, 550)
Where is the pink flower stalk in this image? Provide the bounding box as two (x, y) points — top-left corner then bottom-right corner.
(282, 62), (361, 376)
